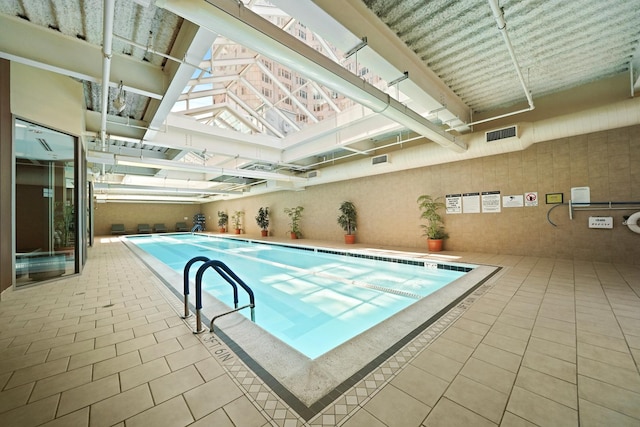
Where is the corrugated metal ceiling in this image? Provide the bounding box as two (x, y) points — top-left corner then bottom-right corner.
(363, 0), (640, 112)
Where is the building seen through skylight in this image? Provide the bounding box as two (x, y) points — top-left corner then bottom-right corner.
(172, 0), (387, 139)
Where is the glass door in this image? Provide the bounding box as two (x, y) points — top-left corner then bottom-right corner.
(14, 119), (77, 286)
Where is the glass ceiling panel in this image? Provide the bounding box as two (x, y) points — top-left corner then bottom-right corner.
(174, 0), (390, 139)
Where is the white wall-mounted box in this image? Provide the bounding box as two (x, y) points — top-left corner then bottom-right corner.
(571, 186), (590, 206)
(588, 216), (613, 229)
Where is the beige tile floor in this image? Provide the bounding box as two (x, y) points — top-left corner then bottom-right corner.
(1, 236), (639, 426)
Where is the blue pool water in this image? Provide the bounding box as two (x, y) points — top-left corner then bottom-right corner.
(127, 234), (472, 358)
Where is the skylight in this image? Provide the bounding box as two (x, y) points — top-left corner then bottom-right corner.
(175, 0), (389, 139)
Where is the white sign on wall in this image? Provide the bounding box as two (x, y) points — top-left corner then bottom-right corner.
(446, 194), (462, 214)
(463, 192), (481, 213)
(524, 192), (538, 207)
(503, 194), (524, 208)
(482, 191), (501, 213)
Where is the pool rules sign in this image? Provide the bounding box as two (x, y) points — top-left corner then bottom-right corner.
(445, 194), (462, 214)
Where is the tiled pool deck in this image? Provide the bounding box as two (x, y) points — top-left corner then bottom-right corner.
(1, 235), (639, 426)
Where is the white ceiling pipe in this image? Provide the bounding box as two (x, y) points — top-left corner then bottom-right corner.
(447, 106), (533, 131)
(100, 0), (116, 149)
(156, 0), (466, 152)
(95, 194), (207, 203)
(448, 0), (536, 132)
(94, 183), (241, 195)
(488, 0), (534, 110)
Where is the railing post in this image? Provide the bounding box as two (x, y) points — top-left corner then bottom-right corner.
(210, 261), (256, 330)
(193, 262), (212, 334)
(182, 256), (209, 320)
(216, 262), (255, 316)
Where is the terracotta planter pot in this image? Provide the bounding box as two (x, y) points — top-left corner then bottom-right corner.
(344, 234), (356, 244)
(235, 229), (241, 234)
(219, 227), (226, 233)
(261, 230), (268, 237)
(427, 238), (443, 252)
(290, 232), (298, 239)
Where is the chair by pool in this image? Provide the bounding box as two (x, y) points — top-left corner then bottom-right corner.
(137, 224), (152, 234)
(111, 224), (126, 235)
(153, 223), (167, 233)
(175, 222), (189, 232)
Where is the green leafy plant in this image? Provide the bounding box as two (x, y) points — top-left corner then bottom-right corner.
(255, 207), (270, 231)
(337, 201), (357, 235)
(417, 195), (448, 239)
(54, 202), (74, 248)
(231, 210), (244, 230)
(283, 206), (304, 238)
(217, 211), (228, 228)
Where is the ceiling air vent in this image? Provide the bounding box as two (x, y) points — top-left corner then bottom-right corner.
(371, 154), (390, 165)
(307, 170), (320, 178)
(37, 138), (53, 151)
(485, 126), (518, 142)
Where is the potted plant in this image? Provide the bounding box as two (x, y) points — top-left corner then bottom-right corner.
(232, 210), (244, 234)
(255, 207), (270, 237)
(417, 195), (448, 252)
(337, 201), (357, 244)
(217, 211), (228, 233)
(284, 206), (304, 239)
(54, 201), (75, 257)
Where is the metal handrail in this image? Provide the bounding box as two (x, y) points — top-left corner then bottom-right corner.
(568, 200), (640, 220)
(548, 200), (640, 226)
(182, 256), (210, 320)
(193, 259), (256, 334)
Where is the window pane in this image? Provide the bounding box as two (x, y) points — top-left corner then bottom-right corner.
(14, 119), (77, 286)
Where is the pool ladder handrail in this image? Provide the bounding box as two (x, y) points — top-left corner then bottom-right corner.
(182, 256), (256, 334)
(181, 256), (209, 321)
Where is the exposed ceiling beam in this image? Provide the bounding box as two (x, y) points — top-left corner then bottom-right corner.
(113, 155), (306, 182)
(85, 111), (148, 141)
(144, 22), (219, 141)
(94, 183), (242, 195)
(178, 88), (227, 101)
(0, 14), (165, 99)
(152, 113), (283, 162)
(226, 90), (282, 136)
(282, 107), (401, 163)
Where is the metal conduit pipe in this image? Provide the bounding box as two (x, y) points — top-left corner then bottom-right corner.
(449, 0), (535, 132)
(631, 62), (635, 98)
(112, 34), (210, 73)
(100, 0), (116, 162)
(156, 0), (467, 152)
(488, 0), (534, 109)
(302, 134), (424, 170)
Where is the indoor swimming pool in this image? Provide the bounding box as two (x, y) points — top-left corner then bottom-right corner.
(123, 233), (497, 407)
(126, 233), (472, 358)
